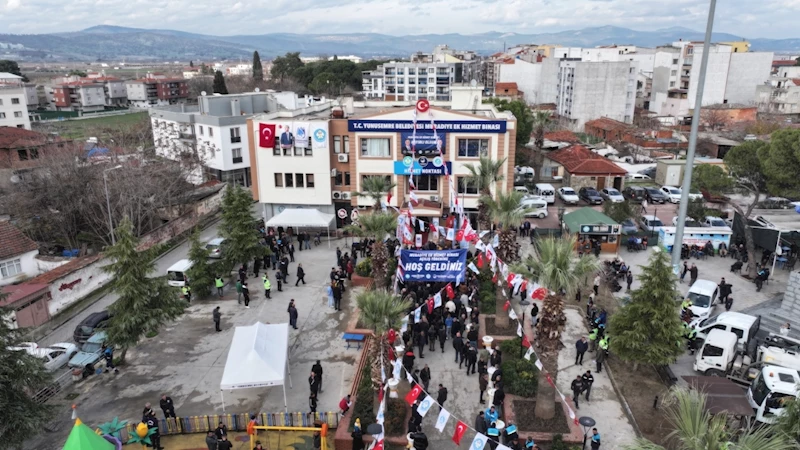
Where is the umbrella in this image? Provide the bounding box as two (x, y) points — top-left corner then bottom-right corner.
(63, 419), (114, 450)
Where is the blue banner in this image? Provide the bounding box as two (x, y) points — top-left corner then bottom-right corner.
(400, 249), (467, 282)
(401, 131), (445, 154)
(393, 160), (452, 176)
(348, 120), (507, 133)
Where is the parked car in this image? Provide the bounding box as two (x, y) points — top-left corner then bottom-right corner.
(660, 186), (683, 203)
(73, 311), (111, 344)
(625, 173), (651, 182)
(623, 186), (646, 203)
(513, 186), (531, 196)
(638, 167), (657, 178)
(518, 198), (549, 219)
(620, 219), (639, 235)
(757, 197), (793, 209)
(557, 187), (580, 205)
(9, 342), (78, 372)
(68, 332), (108, 373)
(703, 216), (729, 228)
(687, 191), (704, 201)
(205, 237), (226, 259)
(644, 187), (668, 204)
(579, 187), (604, 205)
(600, 188), (625, 203)
(638, 214), (664, 233)
(671, 216), (702, 227)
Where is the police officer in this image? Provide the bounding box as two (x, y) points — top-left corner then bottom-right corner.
(262, 274), (271, 299)
(687, 325), (698, 354)
(144, 411), (162, 450)
(181, 285), (191, 303)
(588, 327), (598, 353)
(215, 276), (224, 297)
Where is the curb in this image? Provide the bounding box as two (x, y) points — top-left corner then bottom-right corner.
(603, 357), (643, 438)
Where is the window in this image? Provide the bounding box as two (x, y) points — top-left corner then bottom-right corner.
(345, 172), (351, 186)
(701, 345), (723, 358)
(232, 148), (243, 164)
(335, 172), (343, 186)
(284, 173), (294, 187)
(11, 97), (20, 105)
(306, 174), (315, 188)
(273, 146), (281, 156)
(17, 149), (28, 161)
(343, 136), (350, 154)
(230, 127), (241, 143)
(295, 173), (304, 187)
(456, 177), (478, 195)
(199, 126), (204, 135)
(208, 128), (214, 137)
(304, 147), (313, 156)
(669, 81), (676, 87)
(333, 136), (341, 153)
(361, 138), (391, 157)
(672, 58), (679, 65)
(14, 111), (22, 118)
(457, 138), (489, 158)
(0, 113), (5, 119)
(0, 258), (22, 278)
(274, 173), (283, 187)
(294, 146), (303, 156)
(411, 175), (438, 191)
(670, 70), (677, 76)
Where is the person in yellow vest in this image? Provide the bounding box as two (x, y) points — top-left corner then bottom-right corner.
(588, 328), (598, 353)
(181, 285), (191, 303)
(598, 336), (609, 352)
(215, 276), (224, 297)
(263, 274), (271, 299)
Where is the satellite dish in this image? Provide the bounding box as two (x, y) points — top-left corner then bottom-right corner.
(470, 79), (477, 87)
(201, 91), (207, 96)
(254, 87), (260, 92)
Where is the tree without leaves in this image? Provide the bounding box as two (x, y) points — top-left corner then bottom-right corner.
(212, 70), (228, 94)
(252, 51), (263, 81)
(700, 107), (730, 131)
(0, 301), (53, 450)
(103, 218), (186, 363)
(531, 111), (553, 182)
(356, 290), (412, 389)
(608, 249), (684, 370)
(219, 185), (264, 271)
(464, 156), (507, 231)
(354, 176), (396, 210)
(185, 228), (216, 299)
(344, 212), (397, 291)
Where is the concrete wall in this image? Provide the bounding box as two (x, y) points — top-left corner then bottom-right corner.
(571, 61), (633, 128)
(46, 256), (111, 316)
(537, 58), (560, 104)
(689, 48), (731, 109)
(779, 271), (800, 324)
(497, 59), (542, 105)
(725, 52), (773, 105)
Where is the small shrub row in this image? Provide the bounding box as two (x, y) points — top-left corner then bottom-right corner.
(499, 338), (539, 398)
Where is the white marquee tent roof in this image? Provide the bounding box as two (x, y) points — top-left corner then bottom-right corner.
(265, 208), (335, 229)
(220, 322), (289, 391)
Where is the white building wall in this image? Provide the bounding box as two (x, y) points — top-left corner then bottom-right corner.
(23, 85), (38, 107)
(724, 52), (774, 105)
(106, 81), (127, 99)
(567, 61), (636, 128)
(0, 88), (31, 129)
(197, 124), (226, 171)
(497, 59), (542, 104)
(79, 86), (107, 107)
(689, 47), (731, 108)
(537, 58), (561, 104)
(46, 258), (112, 316)
(125, 83), (147, 101)
(0, 250), (39, 287)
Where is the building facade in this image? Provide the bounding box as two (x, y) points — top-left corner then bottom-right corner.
(126, 73), (189, 108)
(0, 73), (31, 130)
(555, 59), (637, 128)
(362, 61), (473, 102)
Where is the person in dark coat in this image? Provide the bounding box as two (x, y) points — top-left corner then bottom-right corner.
(295, 264), (306, 286)
(205, 431), (218, 450)
(288, 300), (299, 329)
(416, 330), (427, 358)
(214, 422), (228, 440)
(479, 373), (489, 404)
(311, 360), (324, 393)
(288, 243), (295, 262)
(242, 282), (251, 307)
(402, 349), (416, 377)
(437, 324), (447, 353)
(437, 384), (448, 410)
(453, 332), (464, 364)
(213, 307), (222, 332)
(309, 392), (317, 413)
(160, 394), (176, 418)
(308, 371), (320, 395)
(474, 411), (488, 435)
(465, 344), (477, 375)
(351, 426), (365, 450)
(575, 337), (589, 365)
(571, 375), (584, 409)
(420, 364), (431, 391)
(582, 370), (595, 401)
(217, 436), (233, 450)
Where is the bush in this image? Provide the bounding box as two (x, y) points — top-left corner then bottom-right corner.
(499, 338), (539, 398)
(355, 259), (373, 278)
(349, 360), (375, 431)
(383, 398), (408, 436)
(477, 268), (497, 312)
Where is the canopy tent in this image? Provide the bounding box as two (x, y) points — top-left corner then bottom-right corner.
(265, 208), (336, 248)
(63, 418), (115, 450)
(220, 322), (292, 412)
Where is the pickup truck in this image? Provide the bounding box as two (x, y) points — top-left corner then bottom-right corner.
(68, 332), (108, 376)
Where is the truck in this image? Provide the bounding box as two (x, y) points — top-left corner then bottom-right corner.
(690, 312), (761, 353)
(695, 329), (800, 423)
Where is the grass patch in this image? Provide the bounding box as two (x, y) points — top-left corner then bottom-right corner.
(34, 111), (148, 139)
(145, 330), (159, 338)
(499, 338), (539, 398)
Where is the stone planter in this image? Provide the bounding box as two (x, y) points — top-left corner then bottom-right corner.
(350, 273), (374, 288)
(503, 392), (584, 446)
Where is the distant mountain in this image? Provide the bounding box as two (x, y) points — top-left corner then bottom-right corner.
(0, 25), (797, 61)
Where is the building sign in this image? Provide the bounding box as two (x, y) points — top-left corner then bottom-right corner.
(394, 157), (452, 176)
(401, 131), (445, 154)
(579, 224), (621, 235)
(400, 249), (467, 282)
(348, 120), (507, 133)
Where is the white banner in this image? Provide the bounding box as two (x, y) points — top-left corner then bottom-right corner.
(470, 432), (488, 450)
(524, 346), (535, 361)
(293, 122), (310, 148)
(310, 122), (328, 149)
(435, 408), (450, 432)
(434, 292), (442, 308)
(417, 395), (435, 418)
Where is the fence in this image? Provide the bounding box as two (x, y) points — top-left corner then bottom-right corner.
(116, 411), (339, 442)
(32, 369), (74, 404)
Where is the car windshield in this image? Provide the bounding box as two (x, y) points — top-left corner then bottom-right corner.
(698, 316), (717, 328)
(167, 271), (185, 281)
(646, 188), (660, 194)
(622, 219), (635, 227)
(81, 342), (102, 353)
(607, 189), (620, 195)
(649, 219), (663, 227)
(687, 292), (711, 308)
(710, 219), (726, 227)
(586, 190), (598, 196)
(669, 189), (681, 194)
(750, 372), (770, 407)
(563, 189), (575, 195)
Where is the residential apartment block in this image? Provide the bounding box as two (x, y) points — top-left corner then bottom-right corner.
(126, 73), (189, 108)
(757, 67), (800, 116)
(553, 59), (637, 128)
(0, 73), (31, 130)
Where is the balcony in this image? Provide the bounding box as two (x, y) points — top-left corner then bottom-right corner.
(178, 132), (196, 142)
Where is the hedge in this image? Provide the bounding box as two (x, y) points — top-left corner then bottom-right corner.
(349, 360), (375, 431)
(499, 338), (539, 398)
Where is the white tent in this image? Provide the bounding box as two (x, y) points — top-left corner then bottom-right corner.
(219, 322), (292, 412)
(265, 208), (336, 247)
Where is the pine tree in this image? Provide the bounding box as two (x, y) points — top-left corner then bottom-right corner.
(0, 300), (53, 448)
(608, 248), (685, 370)
(186, 228), (215, 299)
(219, 185), (265, 271)
(189, 60), (194, 67)
(252, 51), (263, 81)
(103, 218), (185, 363)
(212, 70), (228, 94)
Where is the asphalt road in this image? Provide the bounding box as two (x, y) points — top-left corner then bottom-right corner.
(40, 219), (225, 347)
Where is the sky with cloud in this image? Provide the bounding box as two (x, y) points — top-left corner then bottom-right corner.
(1, 0), (797, 39)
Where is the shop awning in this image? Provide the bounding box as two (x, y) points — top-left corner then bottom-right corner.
(562, 207), (618, 233)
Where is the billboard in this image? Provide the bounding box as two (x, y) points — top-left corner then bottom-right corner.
(400, 249), (467, 282)
(401, 131), (445, 154)
(348, 119), (507, 133)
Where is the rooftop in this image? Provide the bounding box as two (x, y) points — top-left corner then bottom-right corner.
(697, 132), (742, 146)
(0, 72), (23, 81)
(25, 254), (102, 285)
(543, 130), (580, 143)
(495, 82), (519, 90)
(563, 207), (618, 233)
(546, 144), (628, 175)
(0, 127), (52, 149)
(0, 283), (49, 308)
(585, 117), (631, 132)
(0, 221), (38, 260)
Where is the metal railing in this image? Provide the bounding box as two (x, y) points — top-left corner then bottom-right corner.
(32, 369), (74, 404)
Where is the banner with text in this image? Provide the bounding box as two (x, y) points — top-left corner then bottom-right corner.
(400, 249), (467, 282)
(348, 120), (507, 134)
(401, 131), (446, 154)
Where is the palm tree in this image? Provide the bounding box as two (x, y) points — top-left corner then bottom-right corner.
(531, 111), (552, 183)
(356, 290), (412, 389)
(624, 388), (797, 450)
(355, 176), (397, 209)
(464, 156), (507, 231)
(480, 190), (531, 328)
(344, 212), (397, 290)
(512, 235), (599, 420)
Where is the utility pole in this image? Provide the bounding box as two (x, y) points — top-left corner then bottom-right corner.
(670, 0), (718, 272)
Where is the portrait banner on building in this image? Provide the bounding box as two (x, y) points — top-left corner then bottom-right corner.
(311, 124), (328, 150)
(401, 131), (445, 154)
(400, 249), (467, 282)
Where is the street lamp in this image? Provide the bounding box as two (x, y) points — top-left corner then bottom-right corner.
(103, 165), (123, 245)
(579, 416), (596, 449)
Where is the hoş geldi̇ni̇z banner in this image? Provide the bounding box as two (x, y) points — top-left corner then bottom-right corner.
(400, 249), (467, 282)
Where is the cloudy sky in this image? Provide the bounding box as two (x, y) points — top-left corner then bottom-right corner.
(1, 0), (797, 39)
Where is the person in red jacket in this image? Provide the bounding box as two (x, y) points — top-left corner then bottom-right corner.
(346, 259), (354, 280)
(339, 395), (352, 416)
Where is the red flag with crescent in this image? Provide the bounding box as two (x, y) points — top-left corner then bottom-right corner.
(476, 253), (484, 268)
(532, 287), (548, 300)
(259, 123), (275, 148)
(522, 334), (532, 348)
(503, 300), (510, 312)
(446, 284), (455, 299)
(427, 297), (434, 314)
(405, 384), (423, 405)
(452, 420), (467, 445)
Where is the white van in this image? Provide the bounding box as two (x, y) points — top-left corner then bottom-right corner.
(691, 312), (761, 352)
(534, 183), (556, 204)
(686, 279), (719, 320)
(166, 259), (194, 287)
(519, 198), (548, 219)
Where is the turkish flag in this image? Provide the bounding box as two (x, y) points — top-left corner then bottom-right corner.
(503, 300), (510, 312)
(452, 420), (468, 445)
(520, 280), (528, 292)
(522, 334), (531, 348)
(445, 284), (455, 299)
(546, 373), (555, 388)
(477, 253), (484, 268)
(532, 287), (547, 300)
(427, 297), (434, 314)
(259, 123), (275, 148)
(405, 384), (423, 405)
(374, 440), (384, 450)
(492, 273), (498, 284)
(387, 329), (396, 345)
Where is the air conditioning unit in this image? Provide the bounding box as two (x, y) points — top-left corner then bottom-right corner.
(429, 195), (440, 202)
(341, 192), (351, 200)
(337, 154), (349, 163)
(331, 168), (337, 177)
(332, 191), (342, 199)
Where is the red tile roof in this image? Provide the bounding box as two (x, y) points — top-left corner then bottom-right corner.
(0, 283), (49, 307)
(792, 79), (800, 87)
(0, 221), (38, 260)
(544, 130), (580, 143)
(495, 82), (518, 90)
(24, 254), (102, 285)
(546, 144), (627, 175)
(585, 117), (631, 132)
(0, 127), (49, 149)
(773, 60), (797, 67)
